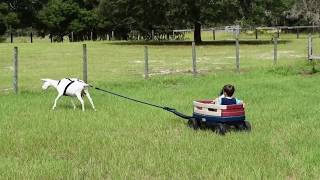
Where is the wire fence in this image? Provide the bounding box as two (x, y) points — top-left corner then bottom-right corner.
(2, 26), (320, 43)
(1, 33), (320, 94)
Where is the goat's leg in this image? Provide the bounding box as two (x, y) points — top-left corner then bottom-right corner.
(71, 99), (76, 110)
(76, 93), (85, 111)
(52, 94), (63, 110)
(84, 89), (96, 111)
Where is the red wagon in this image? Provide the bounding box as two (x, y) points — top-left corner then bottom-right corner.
(190, 100), (251, 135)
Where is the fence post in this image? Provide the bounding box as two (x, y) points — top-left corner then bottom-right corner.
(277, 28), (280, 38)
(111, 31), (114, 40)
(235, 36), (240, 73)
(144, 46), (149, 79)
(313, 22), (315, 34)
(151, 30), (155, 40)
(83, 44), (88, 83)
(11, 32), (13, 43)
(296, 28), (299, 39)
(308, 34), (312, 61)
(13, 47), (18, 94)
(273, 37), (278, 65)
(50, 34), (53, 43)
(71, 32), (74, 42)
(30, 32), (33, 43)
(192, 42), (197, 76)
(213, 28), (216, 40)
(255, 28), (258, 39)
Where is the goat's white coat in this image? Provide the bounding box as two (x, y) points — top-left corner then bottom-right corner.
(41, 78), (96, 111)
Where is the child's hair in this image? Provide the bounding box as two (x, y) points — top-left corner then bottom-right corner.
(220, 84), (235, 97)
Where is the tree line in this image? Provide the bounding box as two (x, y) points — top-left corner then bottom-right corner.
(0, 0), (319, 43)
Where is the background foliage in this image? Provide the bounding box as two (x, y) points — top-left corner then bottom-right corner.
(0, 0), (319, 42)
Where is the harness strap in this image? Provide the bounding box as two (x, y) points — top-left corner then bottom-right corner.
(63, 80), (75, 96)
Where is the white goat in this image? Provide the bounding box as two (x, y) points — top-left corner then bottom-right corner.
(41, 78), (96, 111)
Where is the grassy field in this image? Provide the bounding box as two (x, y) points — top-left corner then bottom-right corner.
(1, 34), (320, 179)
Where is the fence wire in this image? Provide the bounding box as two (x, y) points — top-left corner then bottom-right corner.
(1, 34), (318, 93)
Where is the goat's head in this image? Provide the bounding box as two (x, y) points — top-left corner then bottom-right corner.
(41, 79), (52, 90)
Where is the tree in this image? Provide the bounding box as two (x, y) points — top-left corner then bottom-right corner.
(170, 0), (240, 43)
(69, 9), (100, 40)
(238, 0), (295, 26)
(38, 0), (80, 41)
(3, 0), (48, 28)
(289, 0), (320, 25)
(0, 2), (8, 35)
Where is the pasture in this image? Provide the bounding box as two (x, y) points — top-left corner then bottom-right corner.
(1, 34), (320, 179)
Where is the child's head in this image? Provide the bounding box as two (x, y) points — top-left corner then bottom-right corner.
(222, 84), (235, 97)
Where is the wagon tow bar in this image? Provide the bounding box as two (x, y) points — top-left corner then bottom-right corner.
(91, 85), (193, 120)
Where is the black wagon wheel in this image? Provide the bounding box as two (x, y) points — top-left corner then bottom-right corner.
(188, 118), (199, 130)
(238, 121), (251, 132)
(243, 121), (251, 132)
(213, 123), (226, 135)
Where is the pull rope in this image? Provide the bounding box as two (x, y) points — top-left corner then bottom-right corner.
(94, 86), (164, 109)
(90, 85), (193, 120)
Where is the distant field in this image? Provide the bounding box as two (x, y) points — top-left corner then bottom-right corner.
(1, 34), (320, 179)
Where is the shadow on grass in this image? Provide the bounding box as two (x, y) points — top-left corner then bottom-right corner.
(108, 39), (291, 46)
(0, 37), (6, 43)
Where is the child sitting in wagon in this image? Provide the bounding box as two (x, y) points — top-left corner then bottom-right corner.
(215, 84), (243, 105)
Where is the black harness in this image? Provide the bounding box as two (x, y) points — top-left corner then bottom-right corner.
(58, 78), (75, 96)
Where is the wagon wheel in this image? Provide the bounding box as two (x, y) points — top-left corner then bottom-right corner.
(213, 123), (226, 135)
(234, 124), (242, 131)
(243, 121), (252, 132)
(239, 121), (251, 132)
(188, 118), (199, 130)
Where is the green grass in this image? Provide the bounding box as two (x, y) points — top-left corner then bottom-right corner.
(1, 34), (320, 179)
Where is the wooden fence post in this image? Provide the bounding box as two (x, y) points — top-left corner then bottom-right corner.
(91, 31), (93, 41)
(111, 31), (114, 40)
(151, 30), (155, 40)
(71, 32), (74, 42)
(144, 46), (149, 79)
(83, 44), (88, 83)
(277, 28), (280, 38)
(308, 34), (312, 61)
(213, 29), (216, 40)
(11, 32), (13, 43)
(13, 47), (18, 94)
(255, 28), (258, 39)
(30, 32), (33, 43)
(273, 37), (278, 65)
(235, 36), (240, 73)
(192, 42), (197, 76)
(296, 28), (300, 39)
